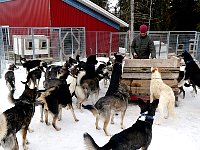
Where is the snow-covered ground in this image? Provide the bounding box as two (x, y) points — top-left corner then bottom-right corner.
(0, 61), (200, 150)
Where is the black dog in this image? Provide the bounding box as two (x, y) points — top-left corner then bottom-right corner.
(37, 83), (79, 131)
(0, 84), (38, 150)
(4, 64), (17, 91)
(20, 56), (44, 73)
(105, 53), (124, 96)
(179, 51), (200, 94)
(81, 54), (98, 83)
(83, 99), (159, 150)
(21, 66), (44, 88)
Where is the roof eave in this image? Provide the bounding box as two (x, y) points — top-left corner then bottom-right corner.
(77, 0), (129, 28)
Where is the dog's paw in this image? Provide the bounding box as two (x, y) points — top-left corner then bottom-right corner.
(55, 127), (61, 131)
(96, 126), (101, 130)
(154, 121), (161, 125)
(45, 122), (51, 126)
(121, 125), (125, 129)
(28, 128), (34, 133)
(105, 132), (111, 136)
(26, 139), (30, 144)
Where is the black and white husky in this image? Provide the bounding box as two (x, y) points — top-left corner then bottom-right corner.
(83, 99), (159, 150)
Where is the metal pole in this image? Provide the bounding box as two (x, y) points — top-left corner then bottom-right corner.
(130, 0), (134, 56)
(149, 0), (153, 31)
(31, 28), (36, 59)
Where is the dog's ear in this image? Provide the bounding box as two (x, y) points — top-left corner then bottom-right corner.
(25, 84), (30, 89)
(151, 67), (156, 73)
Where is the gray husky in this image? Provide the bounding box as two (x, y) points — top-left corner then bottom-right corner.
(82, 83), (129, 136)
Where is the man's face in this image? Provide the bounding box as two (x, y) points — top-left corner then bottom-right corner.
(140, 32), (147, 37)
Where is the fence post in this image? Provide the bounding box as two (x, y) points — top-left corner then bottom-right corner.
(166, 31), (170, 57)
(125, 32), (128, 54)
(194, 31), (198, 58)
(71, 28), (74, 58)
(59, 28), (63, 64)
(31, 28), (36, 59)
(96, 32), (98, 55)
(109, 32), (112, 56)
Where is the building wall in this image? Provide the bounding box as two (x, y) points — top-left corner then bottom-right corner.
(49, 0), (118, 55)
(0, 0), (50, 27)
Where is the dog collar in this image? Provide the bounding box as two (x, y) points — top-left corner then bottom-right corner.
(140, 112), (154, 120)
(138, 112), (154, 124)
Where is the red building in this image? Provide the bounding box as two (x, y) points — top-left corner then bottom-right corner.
(0, 0), (128, 56)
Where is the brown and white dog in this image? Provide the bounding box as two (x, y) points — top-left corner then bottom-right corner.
(150, 67), (176, 125)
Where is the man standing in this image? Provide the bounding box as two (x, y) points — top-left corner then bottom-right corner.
(131, 24), (156, 59)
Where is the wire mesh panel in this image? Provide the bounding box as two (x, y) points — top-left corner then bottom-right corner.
(61, 28), (86, 59)
(0, 27), (86, 64)
(86, 31), (111, 56)
(111, 32), (129, 55)
(149, 31), (169, 58)
(0, 27), (6, 78)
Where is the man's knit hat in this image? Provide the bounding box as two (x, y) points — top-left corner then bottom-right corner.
(139, 24), (148, 33)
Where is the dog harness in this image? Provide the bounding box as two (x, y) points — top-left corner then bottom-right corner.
(138, 111), (154, 124)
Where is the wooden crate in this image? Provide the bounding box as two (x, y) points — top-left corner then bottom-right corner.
(121, 57), (180, 100)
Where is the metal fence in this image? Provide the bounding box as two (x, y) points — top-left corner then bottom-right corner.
(0, 27), (6, 78)
(1, 26), (200, 77)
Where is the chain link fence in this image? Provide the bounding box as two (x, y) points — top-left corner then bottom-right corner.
(1, 26), (200, 77)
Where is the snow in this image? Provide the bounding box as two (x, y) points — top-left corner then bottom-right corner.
(0, 60), (200, 150)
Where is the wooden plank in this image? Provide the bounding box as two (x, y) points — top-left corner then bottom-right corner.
(123, 67), (179, 73)
(122, 72), (179, 79)
(124, 57), (180, 68)
(121, 79), (178, 88)
(129, 87), (179, 96)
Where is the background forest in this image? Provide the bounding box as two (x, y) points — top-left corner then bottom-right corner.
(91, 0), (200, 31)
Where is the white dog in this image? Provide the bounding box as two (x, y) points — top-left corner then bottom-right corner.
(150, 67), (176, 124)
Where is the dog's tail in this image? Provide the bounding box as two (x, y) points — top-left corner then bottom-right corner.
(82, 104), (98, 117)
(83, 133), (99, 150)
(21, 72), (32, 84)
(0, 114), (8, 141)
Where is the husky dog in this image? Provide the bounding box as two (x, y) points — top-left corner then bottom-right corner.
(105, 53), (124, 96)
(83, 99), (159, 150)
(75, 69), (100, 109)
(21, 66), (44, 88)
(179, 51), (200, 96)
(150, 67), (176, 125)
(37, 83), (79, 131)
(4, 64), (17, 91)
(82, 83), (129, 136)
(0, 84), (38, 150)
(20, 56), (44, 73)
